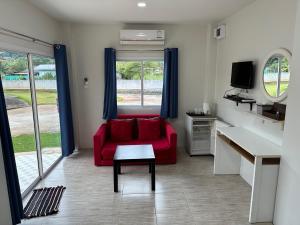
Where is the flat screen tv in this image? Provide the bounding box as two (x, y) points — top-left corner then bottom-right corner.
(231, 61), (254, 89)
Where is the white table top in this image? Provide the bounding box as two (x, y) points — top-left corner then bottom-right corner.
(217, 127), (281, 158)
(114, 145), (155, 161)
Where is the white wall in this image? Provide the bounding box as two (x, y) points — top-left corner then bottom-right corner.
(0, 0), (62, 44)
(0, 0), (63, 223)
(214, 0), (297, 183)
(66, 23), (211, 148)
(214, 0), (300, 223)
(215, 0), (297, 145)
(274, 1), (300, 224)
(204, 24), (218, 105)
(0, 0), (63, 56)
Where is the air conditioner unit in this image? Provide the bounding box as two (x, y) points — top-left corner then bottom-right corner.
(120, 30), (165, 45)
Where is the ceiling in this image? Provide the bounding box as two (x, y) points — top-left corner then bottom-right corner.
(27, 0), (256, 24)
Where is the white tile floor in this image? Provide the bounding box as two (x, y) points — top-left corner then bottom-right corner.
(22, 149), (273, 225)
(15, 149), (61, 193)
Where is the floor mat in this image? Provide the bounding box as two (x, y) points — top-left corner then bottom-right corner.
(23, 186), (66, 219)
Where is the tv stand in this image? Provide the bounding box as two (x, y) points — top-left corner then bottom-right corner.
(224, 95), (256, 111)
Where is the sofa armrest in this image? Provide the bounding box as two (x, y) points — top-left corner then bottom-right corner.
(93, 123), (108, 166)
(165, 122), (177, 147)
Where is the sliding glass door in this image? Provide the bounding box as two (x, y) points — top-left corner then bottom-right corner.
(0, 49), (62, 195)
(0, 51), (39, 193)
(32, 55), (61, 172)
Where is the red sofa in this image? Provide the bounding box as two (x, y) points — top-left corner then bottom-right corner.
(93, 114), (177, 166)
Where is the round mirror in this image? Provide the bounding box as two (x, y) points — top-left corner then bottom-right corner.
(262, 49), (291, 102)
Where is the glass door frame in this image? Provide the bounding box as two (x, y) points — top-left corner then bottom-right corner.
(22, 53), (63, 198)
(0, 47), (63, 198)
(28, 53), (44, 178)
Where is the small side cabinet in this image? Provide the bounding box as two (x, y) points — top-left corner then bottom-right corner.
(185, 114), (216, 156)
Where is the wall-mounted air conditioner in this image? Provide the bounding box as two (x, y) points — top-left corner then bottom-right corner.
(120, 30), (165, 45)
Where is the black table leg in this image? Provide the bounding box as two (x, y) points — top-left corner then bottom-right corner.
(151, 161), (155, 191)
(118, 163), (121, 174)
(113, 161), (118, 192)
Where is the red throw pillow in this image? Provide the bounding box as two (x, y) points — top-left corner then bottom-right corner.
(138, 118), (161, 141)
(110, 119), (134, 142)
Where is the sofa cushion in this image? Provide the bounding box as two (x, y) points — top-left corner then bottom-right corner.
(138, 118), (161, 141)
(117, 114), (166, 137)
(110, 119), (134, 142)
(101, 138), (171, 160)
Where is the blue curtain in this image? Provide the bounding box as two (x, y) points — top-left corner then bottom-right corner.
(54, 44), (75, 157)
(0, 80), (23, 224)
(161, 48), (178, 119)
(103, 48), (117, 120)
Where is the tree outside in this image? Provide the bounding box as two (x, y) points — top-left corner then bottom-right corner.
(116, 60), (164, 106)
(117, 61), (163, 80)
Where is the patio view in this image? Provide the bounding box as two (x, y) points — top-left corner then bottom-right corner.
(117, 60), (164, 106)
(263, 56), (290, 98)
(0, 51), (61, 193)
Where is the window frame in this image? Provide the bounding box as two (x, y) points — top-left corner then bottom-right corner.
(261, 48), (291, 102)
(116, 59), (164, 107)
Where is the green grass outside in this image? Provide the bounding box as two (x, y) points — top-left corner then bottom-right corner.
(5, 89), (57, 105)
(12, 132), (61, 153)
(144, 74), (163, 80)
(264, 82), (288, 97)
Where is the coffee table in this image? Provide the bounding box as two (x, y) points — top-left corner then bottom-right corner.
(113, 144), (155, 192)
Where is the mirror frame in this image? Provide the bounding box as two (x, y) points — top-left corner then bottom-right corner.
(261, 48), (292, 102)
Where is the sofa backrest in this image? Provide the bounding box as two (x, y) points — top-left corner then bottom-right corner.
(107, 114), (166, 139)
(117, 114), (160, 119)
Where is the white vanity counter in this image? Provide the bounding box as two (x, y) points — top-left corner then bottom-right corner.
(214, 126), (281, 224)
(217, 127), (281, 158)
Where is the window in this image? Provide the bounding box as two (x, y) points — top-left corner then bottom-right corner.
(116, 60), (164, 106)
(262, 49), (291, 102)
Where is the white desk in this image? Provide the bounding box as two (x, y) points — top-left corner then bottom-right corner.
(214, 127), (281, 224)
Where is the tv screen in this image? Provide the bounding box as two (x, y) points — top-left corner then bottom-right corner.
(231, 61), (254, 89)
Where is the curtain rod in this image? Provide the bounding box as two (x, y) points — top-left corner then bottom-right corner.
(116, 49), (164, 52)
(0, 26), (53, 47)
